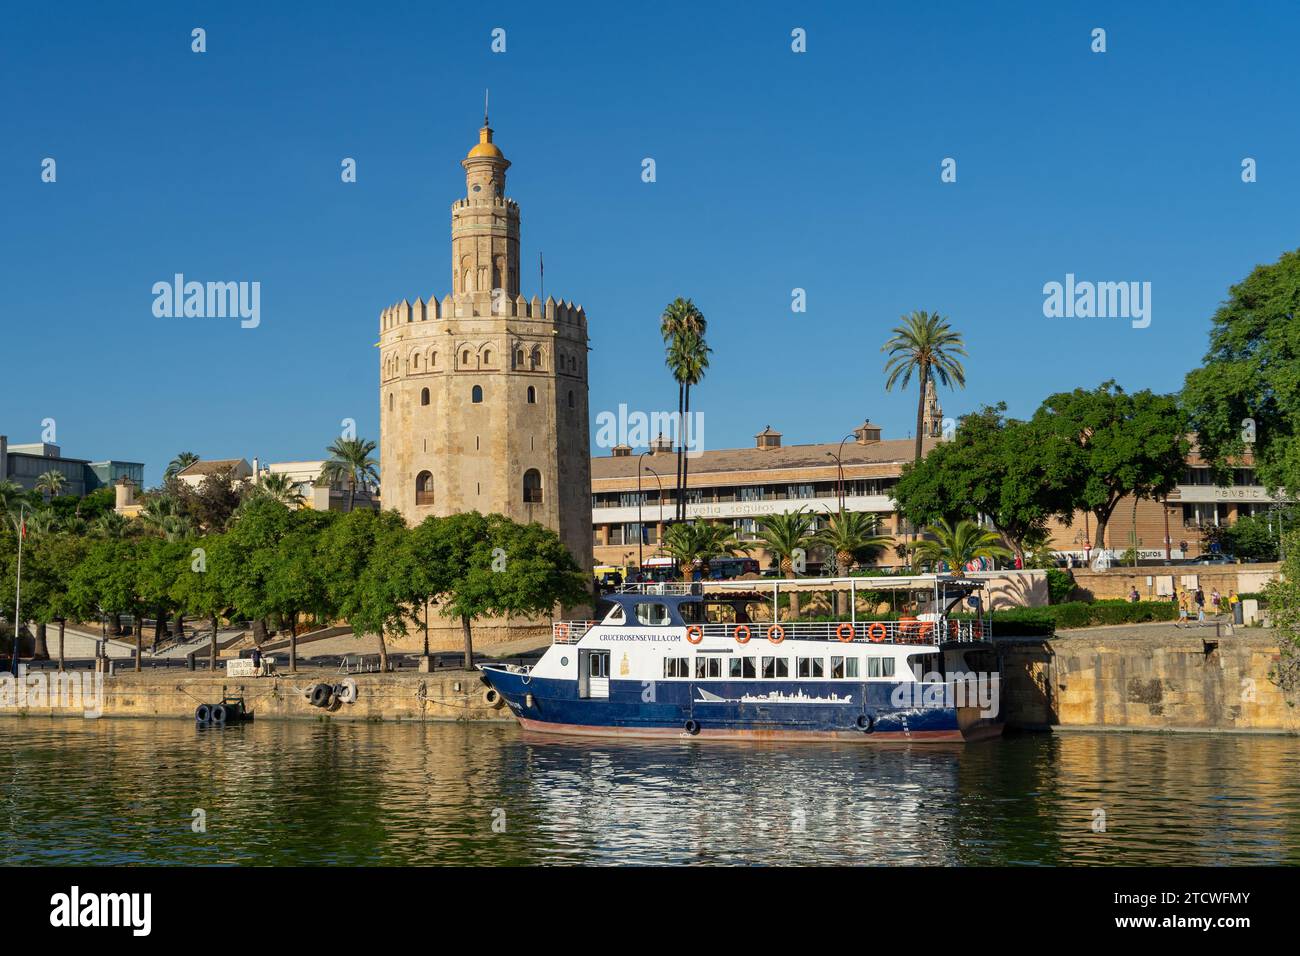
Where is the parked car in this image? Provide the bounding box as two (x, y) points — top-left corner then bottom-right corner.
(1188, 553), (1235, 565)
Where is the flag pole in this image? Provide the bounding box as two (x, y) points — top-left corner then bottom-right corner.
(10, 502), (31, 676)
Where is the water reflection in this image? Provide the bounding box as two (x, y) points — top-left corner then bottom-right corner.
(1, 719), (1297, 865)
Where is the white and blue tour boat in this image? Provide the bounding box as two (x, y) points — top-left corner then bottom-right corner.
(479, 575), (1004, 743)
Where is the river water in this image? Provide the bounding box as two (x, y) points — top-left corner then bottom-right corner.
(1, 719), (1297, 865)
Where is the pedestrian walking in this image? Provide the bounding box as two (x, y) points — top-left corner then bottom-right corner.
(1195, 587), (1206, 626)
(1176, 589), (1190, 627)
(1211, 589), (1222, 615)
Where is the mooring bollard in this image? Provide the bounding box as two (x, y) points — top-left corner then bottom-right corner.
(187, 652), (196, 671)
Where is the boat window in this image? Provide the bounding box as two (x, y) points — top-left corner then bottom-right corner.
(729, 657), (757, 678)
(868, 657), (881, 678)
(678, 602), (706, 624)
(908, 652), (939, 679)
(844, 658), (860, 678)
(761, 657), (789, 679)
(797, 657), (825, 678)
(882, 658), (895, 678)
(635, 602), (670, 626)
(604, 605), (625, 624)
(695, 656), (722, 679)
(663, 657), (690, 678)
(830, 656), (845, 679)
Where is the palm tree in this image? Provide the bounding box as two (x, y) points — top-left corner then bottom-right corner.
(662, 521), (749, 582)
(757, 509), (816, 619)
(34, 470), (66, 501)
(165, 452), (200, 480)
(660, 298), (708, 521)
(319, 438), (379, 513)
(815, 508), (894, 616)
(882, 311), (967, 463)
(671, 329), (710, 522)
(0, 481), (25, 513)
(908, 517), (1012, 573)
(91, 511), (129, 539)
(141, 496), (193, 542)
(254, 472), (306, 508)
(815, 508), (893, 574)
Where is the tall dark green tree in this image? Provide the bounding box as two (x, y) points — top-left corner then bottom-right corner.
(892, 404), (1052, 560)
(1183, 248), (1300, 495)
(1032, 381), (1189, 552)
(660, 298), (708, 521)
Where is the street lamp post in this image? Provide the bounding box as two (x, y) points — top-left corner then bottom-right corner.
(636, 452), (649, 569)
(10, 502), (33, 676)
(645, 466), (664, 557)
(826, 433), (855, 511)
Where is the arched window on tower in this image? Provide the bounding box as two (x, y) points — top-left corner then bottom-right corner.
(567, 390), (575, 409)
(527, 385), (536, 404)
(483, 349), (492, 366)
(515, 349), (524, 368)
(523, 469), (543, 504)
(462, 350), (470, 365)
(416, 471), (434, 506)
(472, 385), (483, 404)
(530, 347), (541, 370)
(388, 392), (394, 412)
(412, 354), (420, 370)
(420, 388), (430, 406)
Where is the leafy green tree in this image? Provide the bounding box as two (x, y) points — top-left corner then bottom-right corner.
(1264, 529), (1300, 699)
(317, 508), (409, 669)
(892, 404), (1052, 560)
(419, 512), (588, 670)
(134, 536), (189, 652)
(882, 310), (967, 463)
(1032, 381), (1189, 552)
(39, 533), (91, 668)
(67, 539), (142, 666)
(319, 438), (379, 513)
(171, 534), (232, 670)
(1183, 249), (1300, 495)
(908, 518), (1013, 572)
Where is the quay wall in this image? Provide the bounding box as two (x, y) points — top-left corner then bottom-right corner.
(0, 669), (513, 724)
(998, 626), (1300, 734)
(1066, 564), (1279, 602)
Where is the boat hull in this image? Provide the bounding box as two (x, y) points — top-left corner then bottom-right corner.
(480, 668), (1002, 744)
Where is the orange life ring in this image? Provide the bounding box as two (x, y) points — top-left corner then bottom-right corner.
(734, 624), (752, 644)
(867, 623), (887, 643)
(971, 621), (983, 639)
(686, 625), (704, 645)
(917, 622), (934, 642)
(555, 623), (569, 641)
(767, 624), (786, 644)
(836, 623), (856, 643)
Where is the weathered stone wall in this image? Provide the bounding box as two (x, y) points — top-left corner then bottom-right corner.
(999, 627), (1300, 733)
(1067, 564), (1278, 601)
(0, 670), (513, 723)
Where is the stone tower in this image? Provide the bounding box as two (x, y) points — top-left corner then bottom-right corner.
(377, 116), (593, 574)
(922, 377), (944, 438)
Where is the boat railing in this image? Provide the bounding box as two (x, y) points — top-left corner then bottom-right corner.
(697, 619), (991, 644)
(552, 621), (599, 644)
(552, 618), (991, 645)
(615, 582), (701, 596)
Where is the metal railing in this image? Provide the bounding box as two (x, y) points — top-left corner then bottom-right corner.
(552, 621), (599, 644)
(552, 618), (990, 645)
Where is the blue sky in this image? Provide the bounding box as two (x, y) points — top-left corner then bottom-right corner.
(3, 1), (1297, 485)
